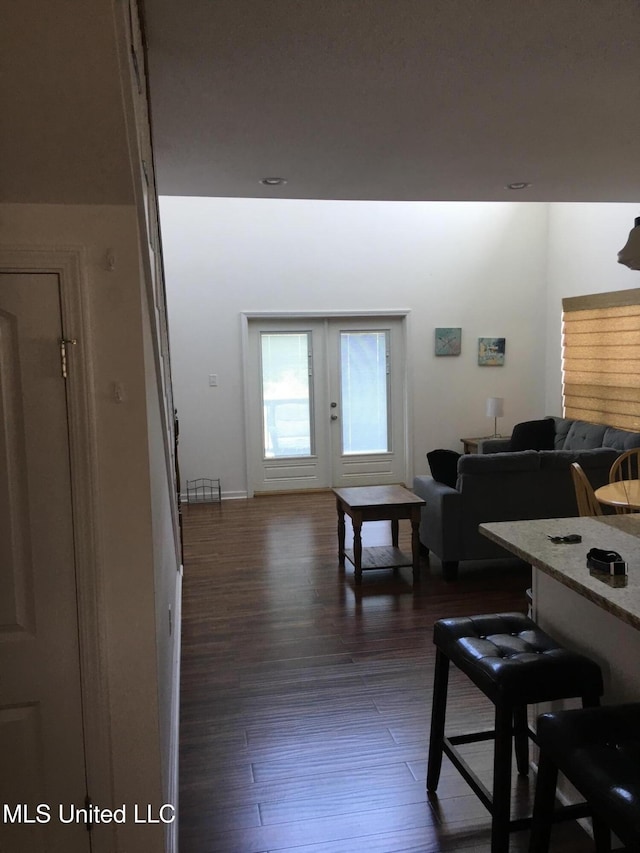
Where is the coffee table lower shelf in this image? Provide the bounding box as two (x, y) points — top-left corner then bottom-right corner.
(344, 546), (413, 571)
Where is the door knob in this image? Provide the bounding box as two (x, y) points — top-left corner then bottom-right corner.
(330, 402), (338, 408)
(331, 414), (338, 421)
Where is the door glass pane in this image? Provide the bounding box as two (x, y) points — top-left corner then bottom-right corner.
(261, 332), (312, 458)
(340, 331), (389, 454)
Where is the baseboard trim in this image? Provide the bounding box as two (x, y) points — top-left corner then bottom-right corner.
(254, 487), (333, 497)
(179, 489), (248, 502)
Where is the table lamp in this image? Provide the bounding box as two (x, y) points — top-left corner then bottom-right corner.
(486, 397), (504, 437)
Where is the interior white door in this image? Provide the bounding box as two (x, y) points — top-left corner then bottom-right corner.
(0, 273), (89, 852)
(247, 315), (407, 492)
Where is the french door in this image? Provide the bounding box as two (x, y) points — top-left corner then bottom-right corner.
(245, 315), (408, 493)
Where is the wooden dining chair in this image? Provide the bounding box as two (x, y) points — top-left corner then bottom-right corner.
(609, 447), (640, 482)
(570, 463), (603, 517)
(608, 448), (640, 513)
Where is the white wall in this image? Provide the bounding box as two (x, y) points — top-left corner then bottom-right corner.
(544, 203), (640, 414)
(161, 198), (550, 496)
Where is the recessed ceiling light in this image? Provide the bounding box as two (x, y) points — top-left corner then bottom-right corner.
(260, 177), (287, 186)
(506, 182), (532, 190)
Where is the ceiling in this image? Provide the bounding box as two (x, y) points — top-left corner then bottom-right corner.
(1, 1), (637, 206)
(142, 0), (640, 203)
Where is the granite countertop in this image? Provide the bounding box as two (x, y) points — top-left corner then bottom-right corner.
(480, 515), (640, 631)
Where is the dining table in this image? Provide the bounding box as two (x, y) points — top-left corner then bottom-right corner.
(595, 479), (640, 511)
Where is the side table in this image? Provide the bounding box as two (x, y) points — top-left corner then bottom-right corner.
(460, 437), (487, 454)
(460, 436), (511, 454)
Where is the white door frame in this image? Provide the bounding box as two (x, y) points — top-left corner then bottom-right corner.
(0, 246), (115, 852)
(241, 310), (413, 497)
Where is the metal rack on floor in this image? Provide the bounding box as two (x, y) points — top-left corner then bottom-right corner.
(186, 477), (222, 505)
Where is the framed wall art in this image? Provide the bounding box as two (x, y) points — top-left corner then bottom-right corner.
(435, 327), (462, 356)
(478, 337), (505, 366)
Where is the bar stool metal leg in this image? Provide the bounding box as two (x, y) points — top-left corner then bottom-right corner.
(426, 648), (449, 792)
(528, 748), (558, 853)
(492, 701), (514, 853)
(513, 705), (529, 776)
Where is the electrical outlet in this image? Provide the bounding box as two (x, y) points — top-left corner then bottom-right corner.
(208, 374), (218, 387)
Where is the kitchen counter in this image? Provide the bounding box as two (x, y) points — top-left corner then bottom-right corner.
(480, 514), (640, 632)
(479, 512), (640, 822)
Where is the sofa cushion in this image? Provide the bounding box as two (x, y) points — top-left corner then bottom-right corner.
(427, 449), (461, 488)
(563, 420), (607, 450)
(550, 416), (574, 450)
(603, 426), (640, 452)
(508, 418), (556, 451)
(458, 449), (540, 474)
(538, 448), (618, 471)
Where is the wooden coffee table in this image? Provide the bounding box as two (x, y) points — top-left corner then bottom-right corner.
(332, 484), (426, 585)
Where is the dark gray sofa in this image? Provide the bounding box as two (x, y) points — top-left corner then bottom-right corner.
(413, 417), (640, 581)
(481, 416), (640, 456)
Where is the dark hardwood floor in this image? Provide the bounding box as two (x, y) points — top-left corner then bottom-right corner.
(179, 491), (590, 852)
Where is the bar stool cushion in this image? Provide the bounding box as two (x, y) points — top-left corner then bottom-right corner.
(536, 703), (640, 847)
(433, 612), (603, 705)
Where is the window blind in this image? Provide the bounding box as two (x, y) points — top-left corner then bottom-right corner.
(562, 288), (640, 430)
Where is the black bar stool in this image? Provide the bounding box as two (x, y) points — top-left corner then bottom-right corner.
(530, 703), (640, 853)
(427, 612), (603, 853)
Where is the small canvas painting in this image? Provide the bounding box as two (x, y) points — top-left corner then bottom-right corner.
(435, 327), (462, 356)
(478, 337), (505, 366)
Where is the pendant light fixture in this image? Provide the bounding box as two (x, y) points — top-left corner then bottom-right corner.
(618, 217), (640, 270)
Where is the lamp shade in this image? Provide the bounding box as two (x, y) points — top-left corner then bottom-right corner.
(486, 397), (504, 418)
(618, 217), (640, 270)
